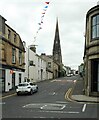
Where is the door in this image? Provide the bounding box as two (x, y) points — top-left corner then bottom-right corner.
(91, 59), (98, 92)
(12, 73), (15, 89)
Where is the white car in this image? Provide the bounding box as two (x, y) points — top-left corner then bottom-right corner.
(16, 82), (38, 95)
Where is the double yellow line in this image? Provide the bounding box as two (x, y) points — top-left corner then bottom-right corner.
(0, 93), (16, 100)
(65, 88), (74, 102)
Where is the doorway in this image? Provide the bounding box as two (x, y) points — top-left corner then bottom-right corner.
(91, 59), (99, 92)
(12, 73), (15, 89)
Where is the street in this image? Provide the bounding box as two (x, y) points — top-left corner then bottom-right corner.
(2, 75), (98, 119)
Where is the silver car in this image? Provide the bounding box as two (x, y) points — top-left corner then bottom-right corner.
(16, 82), (38, 95)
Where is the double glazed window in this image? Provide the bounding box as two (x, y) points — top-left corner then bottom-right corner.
(92, 14), (99, 39)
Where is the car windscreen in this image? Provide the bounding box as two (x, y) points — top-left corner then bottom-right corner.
(18, 83), (28, 86)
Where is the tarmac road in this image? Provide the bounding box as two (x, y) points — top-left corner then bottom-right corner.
(1, 75), (98, 119)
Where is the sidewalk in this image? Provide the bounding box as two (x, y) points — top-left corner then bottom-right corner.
(70, 77), (99, 103)
(2, 89), (16, 97)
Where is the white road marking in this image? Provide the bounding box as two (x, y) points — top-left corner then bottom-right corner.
(61, 105), (66, 110)
(56, 101), (69, 104)
(40, 105), (47, 110)
(73, 80), (77, 83)
(82, 104), (87, 112)
(52, 92), (56, 95)
(39, 110), (79, 114)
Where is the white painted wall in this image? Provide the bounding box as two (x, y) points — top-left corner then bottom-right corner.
(24, 46), (47, 83)
(24, 47), (36, 82)
(5, 69), (12, 91)
(5, 69), (24, 92)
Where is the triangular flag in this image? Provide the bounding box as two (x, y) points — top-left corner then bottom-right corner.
(41, 15), (44, 18)
(38, 27), (42, 30)
(45, 2), (49, 4)
(45, 6), (48, 8)
(43, 9), (47, 11)
(42, 12), (45, 14)
(41, 21), (43, 23)
(38, 23), (41, 25)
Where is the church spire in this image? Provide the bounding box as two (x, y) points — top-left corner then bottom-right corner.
(53, 18), (62, 64)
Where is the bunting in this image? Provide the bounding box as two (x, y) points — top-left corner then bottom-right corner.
(33, 1), (50, 42)
(45, 2), (49, 4)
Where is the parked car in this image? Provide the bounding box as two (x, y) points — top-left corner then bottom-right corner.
(16, 82), (38, 95)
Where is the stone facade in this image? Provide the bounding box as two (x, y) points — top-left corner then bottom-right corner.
(84, 4), (99, 96)
(41, 53), (58, 79)
(0, 15), (25, 92)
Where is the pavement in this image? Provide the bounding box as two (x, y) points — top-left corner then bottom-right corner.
(70, 77), (99, 103)
(1, 77), (99, 103)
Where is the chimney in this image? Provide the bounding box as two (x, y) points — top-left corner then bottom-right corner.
(97, 1), (99, 5)
(41, 53), (46, 56)
(29, 45), (36, 53)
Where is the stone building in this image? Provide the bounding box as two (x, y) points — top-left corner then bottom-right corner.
(41, 53), (58, 79)
(84, 4), (99, 96)
(0, 15), (25, 92)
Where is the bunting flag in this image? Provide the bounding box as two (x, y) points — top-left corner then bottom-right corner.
(41, 15), (44, 18)
(45, 6), (48, 8)
(38, 23), (41, 25)
(41, 21), (43, 23)
(45, 2), (49, 4)
(42, 12), (45, 14)
(33, 1), (50, 42)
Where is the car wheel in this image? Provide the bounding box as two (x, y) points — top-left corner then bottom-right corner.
(36, 87), (38, 92)
(17, 92), (20, 96)
(30, 89), (33, 95)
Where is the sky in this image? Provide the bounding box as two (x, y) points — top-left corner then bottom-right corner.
(0, 0), (98, 70)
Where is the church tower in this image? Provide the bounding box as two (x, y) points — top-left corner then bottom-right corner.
(53, 18), (63, 77)
(53, 18), (62, 65)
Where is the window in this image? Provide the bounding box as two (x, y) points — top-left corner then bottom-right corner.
(8, 29), (11, 40)
(48, 62), (51, 68)
(92, 15), (99, 39)
(14, 34), (16, 43)
(19, 51), (22, 65)
(29, 61), (34, 66)
(12, 48), (16, 63)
